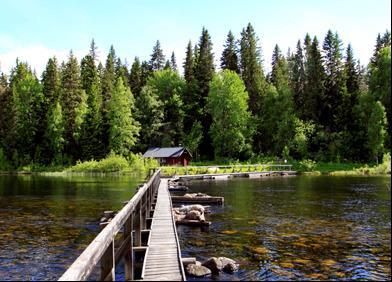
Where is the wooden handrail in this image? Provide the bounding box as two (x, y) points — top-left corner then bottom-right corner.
(160, 164), (292, 169)
(59, 169), (161, 281)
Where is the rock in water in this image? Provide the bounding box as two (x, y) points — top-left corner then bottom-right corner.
(186, 264), (211, 277)
(185, 210), (202, 220)
(202, 257), (223, 273)
(218, 257), (239, 273)
(179, 204), (205, 214)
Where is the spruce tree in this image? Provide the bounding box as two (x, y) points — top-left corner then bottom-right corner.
(0, 73), (12, 160)
(303, 36), (325, 123)
(239, 23), (266, 153)
(170, 51), (178, 72)
(163, 60), (171, 70)
(60, 51), (87, 162)
(183, 41), (195, 83)
(345, 44), (360, 95)
(129, 57), (142, 97)
(141, 60), (152, 87)
(42, 57), (60, 106)
(221, 30), (239, 73)
(108, 77), (140, 156)
(149, 40), (165, 71)
(193, 27), (215, 157)
(44, 102), (65, 164)
(80, 43), (104, 160)
(271, 44), (289, 91)
(322, 30), (347, 132)
(116, 58), (129, 86)
(291, 40), (306, 113)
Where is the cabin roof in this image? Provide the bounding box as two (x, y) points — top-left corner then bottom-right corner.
(143, 147), (192, 158)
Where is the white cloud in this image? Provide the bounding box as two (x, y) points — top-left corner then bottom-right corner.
(0, 38), (87, 76)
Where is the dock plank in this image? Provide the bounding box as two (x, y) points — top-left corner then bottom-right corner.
(142, 179), (185, 281)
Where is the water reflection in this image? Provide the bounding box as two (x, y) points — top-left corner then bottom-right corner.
(0, 174), (144, 281)
(179, 176), (391, 281)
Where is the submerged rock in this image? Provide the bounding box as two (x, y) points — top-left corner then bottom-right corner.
(179, 204), (205, 214)
(186, 263), (211, 277)
(202, 257), (223, 273)
(185, 210), (202, 220)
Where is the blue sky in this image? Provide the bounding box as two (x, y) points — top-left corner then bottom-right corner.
(0, 0), (390, 75)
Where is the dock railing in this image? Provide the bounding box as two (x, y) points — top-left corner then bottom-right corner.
(59, 169), (161, 281)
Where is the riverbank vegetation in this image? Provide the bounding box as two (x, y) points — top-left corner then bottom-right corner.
(0, 25), (390, 172)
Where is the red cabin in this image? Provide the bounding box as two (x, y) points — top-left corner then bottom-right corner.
(142, 147), (192, 166)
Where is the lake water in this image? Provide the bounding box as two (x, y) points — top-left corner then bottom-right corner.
(177, 176), (391, 281)
(0, 174), (144, 281)
(0, 174), (390, 281)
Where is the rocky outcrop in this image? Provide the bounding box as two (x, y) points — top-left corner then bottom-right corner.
(173, 204), (206, 222)
(186, 264), (211, 277)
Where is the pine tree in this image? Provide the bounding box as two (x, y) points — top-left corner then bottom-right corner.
(239, 23), (266, 153)
(239, 23), (265, 115)
(291, 40), (306, 112)
(60, 51), (87, 161)
(303, 36), (325, 123)
(42, 57), (60, 106)
(345, 44), (360, 95)
(129, 57), (142, 97)
(221, 31), (239, 73)
(116, 58), (129, 86)
(108, 77), (140, 156)
(80, 43), (104, 160)
(163, 60), (171, 70)
(183, 41), (195, 83)
(170, 51), (178, 72)
(271, 44), (289, 91)
(193, 27), (215, 157)
(322, 30), (348, 132)
(149, 40), (165, 71)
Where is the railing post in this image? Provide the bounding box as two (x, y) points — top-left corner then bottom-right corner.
(135, 207), (142, 247)
(124, 214), (134, 280)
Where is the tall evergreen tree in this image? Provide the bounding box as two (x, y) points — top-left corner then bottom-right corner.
(271, 44), (289, 91)
(239, 23), (266, 153)
(42, 57), (60, 106)
(291, 40), (306, 112)
(141, 60), (152, 87)
(221, 30), (239, 73)
(60, 51), (87, 161)
(116, 58), (129, 86)
(107, 78), (140, 156)
(163, 60), (171, 70)
(183, 41), (195, 83)
(0, 73), (13, 160)
(129, 57), (142, 97)
(149, 40), (165, 71)
(345, 44), (360, 95)
(80, 43), (104, 160)
(44, 102), (65, 164)
(322, 30), (348, 132)
(303, 36), (325, 123)
(170, 51), (178, 72)
(193, 27), (215, 157)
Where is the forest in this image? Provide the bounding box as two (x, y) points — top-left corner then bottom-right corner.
(0, 24), (390, 170)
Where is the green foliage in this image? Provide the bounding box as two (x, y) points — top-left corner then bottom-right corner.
(207, 70), (252, 158)
(129, 57), (143, 96)
(366, 101), (387, 161)
(44, 102), (65, 164)
(183, 121), (203, 158)
(108, 78), (140, 156)
(0, 147), (10, 171)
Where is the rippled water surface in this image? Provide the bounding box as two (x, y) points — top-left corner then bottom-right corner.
(177, 176), (391, 281)
(0, 174), (144, 281)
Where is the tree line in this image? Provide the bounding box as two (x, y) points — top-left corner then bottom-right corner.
(0, 24), (390, 168)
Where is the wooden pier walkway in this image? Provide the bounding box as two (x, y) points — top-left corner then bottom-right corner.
(142, 179), (185, 281)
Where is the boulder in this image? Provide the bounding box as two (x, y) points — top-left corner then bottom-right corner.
(185, 210), (202, 220)
(186, 264), (211, 277)
(218, 257), (239, 273)
(202, 257), (223, 273)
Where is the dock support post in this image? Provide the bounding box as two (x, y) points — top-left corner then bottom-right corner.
(100, 241), (114, 281)
(124, 214), (134, 280)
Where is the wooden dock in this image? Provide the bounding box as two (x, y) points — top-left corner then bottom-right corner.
(142, 179), (185, 281)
